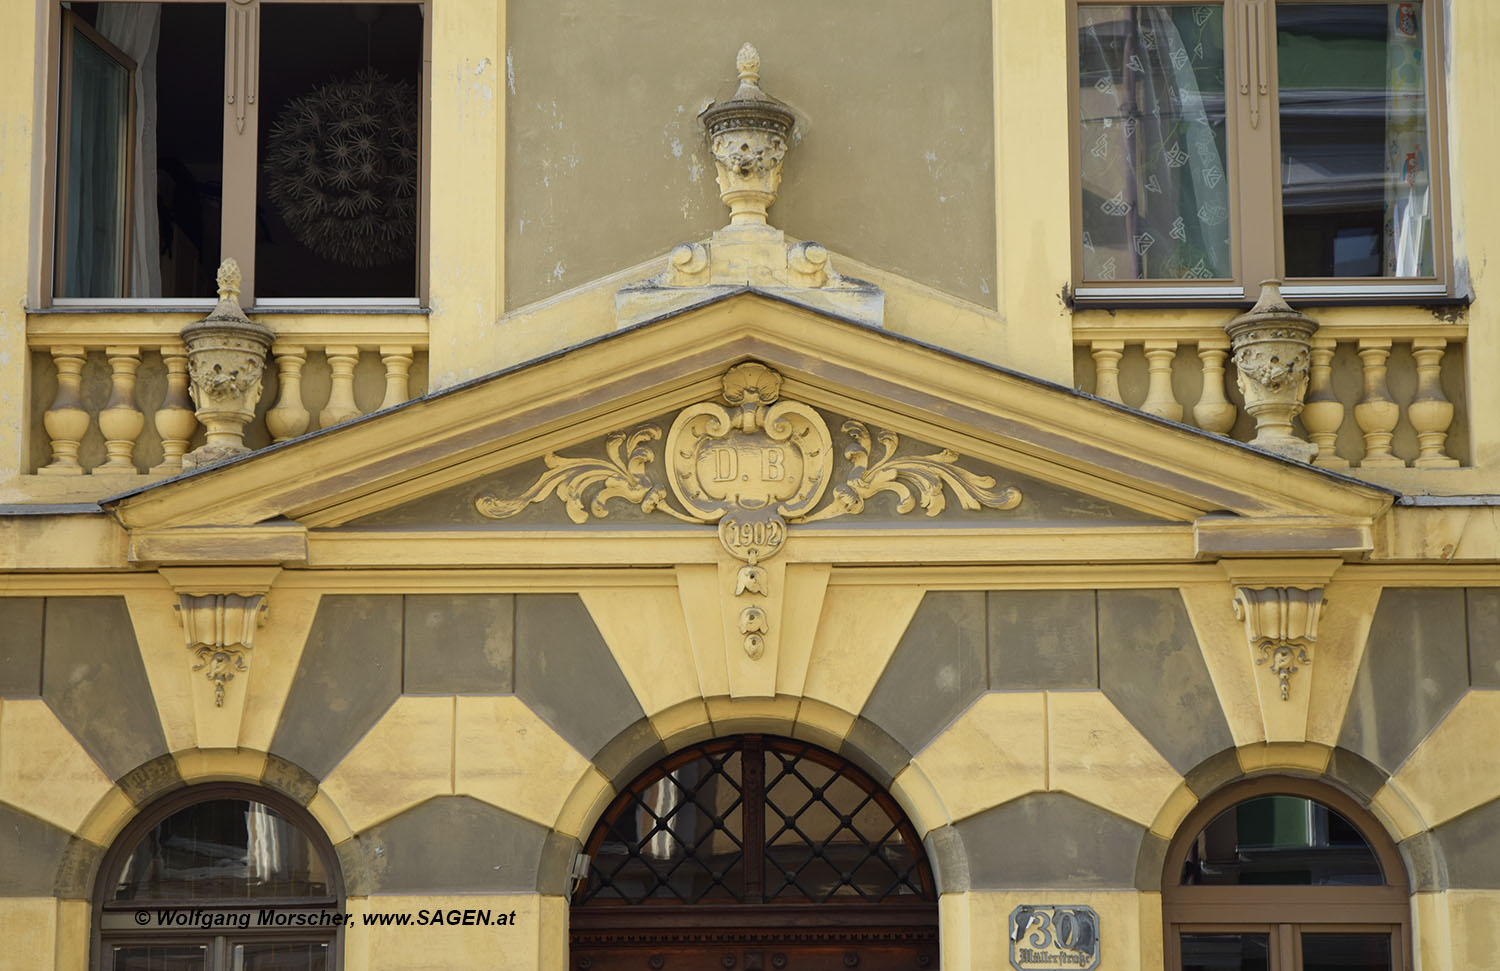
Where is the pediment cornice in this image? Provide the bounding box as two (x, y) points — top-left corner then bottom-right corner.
(103, 294), (1393, 564)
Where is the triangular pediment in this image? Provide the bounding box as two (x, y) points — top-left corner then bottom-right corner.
(105, 293), (1393, 565)
(346, 403), (1166, 531)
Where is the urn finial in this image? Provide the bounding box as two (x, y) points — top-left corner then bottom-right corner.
(1224, 280), (1319, 462)
(699, 44), (796, 227)
(216, 257), (242, 304)
(179, 258), (274, 471)
(736, 43), (760, 84)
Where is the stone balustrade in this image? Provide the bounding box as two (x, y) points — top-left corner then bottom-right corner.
(1074, 330), (1467, 470)
(31, 341), (427, 477)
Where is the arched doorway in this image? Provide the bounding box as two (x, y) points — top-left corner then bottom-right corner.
(1163, 777), (1411, 971)
(571, 735), (939, 970)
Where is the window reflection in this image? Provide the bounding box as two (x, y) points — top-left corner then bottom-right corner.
(1302, 933), (1392, 971)
(233, 942), (330, 971)
(111, 799), (329, 901)
(1181, 933), (1270, 971)
(1278, 3), (1434, 278)
(110, 945), (208, 971)
(1181, 795), (1383, 886)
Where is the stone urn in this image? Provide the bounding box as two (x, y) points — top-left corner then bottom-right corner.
(180, 259), (273, 471)
(1225, 281), (1319, 463)
(699, 44), (796, 227)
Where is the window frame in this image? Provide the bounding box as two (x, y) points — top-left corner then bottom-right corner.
(1069, 0), (1453, 306)
(38, 0), (430, 311)
(1162, 776), (1413, 971)
(91, 782), (345, 971)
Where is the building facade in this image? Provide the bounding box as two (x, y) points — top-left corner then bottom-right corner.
(1, 1), (1498, 969)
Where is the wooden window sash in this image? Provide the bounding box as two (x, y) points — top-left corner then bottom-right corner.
(1071, 0), (1452, 301)
(43, 0), (429, 308)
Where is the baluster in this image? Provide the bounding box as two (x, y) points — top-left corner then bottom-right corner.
(1090, 340), (1125, 404)
(1408, 338), (1459, 468)
(94, 346), (145, 474)
(150, 343), (197, 474)
(1354, 338), (1404, 468)
(266, 344), (311, 443)
(379, 345), (414, 410)
(319, 344), (361, 428)
(1301, 337), (1347, 469)
(1141, 339), (1183, 421)
(38, 345), (90, 475)
(1192, 338), (1236, 434)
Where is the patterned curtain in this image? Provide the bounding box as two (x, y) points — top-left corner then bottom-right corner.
(1078, 4), (1231, 281)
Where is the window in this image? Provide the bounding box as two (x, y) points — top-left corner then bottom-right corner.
(1073, 1), (1448, 302)
(1163, 778), (1411, 971)
(572, 735), (939, 969)
(94, 785), (343, 971)
(46, 0), (425, 306)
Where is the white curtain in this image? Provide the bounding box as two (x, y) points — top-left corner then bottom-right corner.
(245, 803), (281, 884)
(1383, 2), (1431, 277)
(95, 3), (162, 297)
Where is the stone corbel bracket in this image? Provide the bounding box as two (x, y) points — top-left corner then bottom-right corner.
(1231, 585), (1327, 701)
(162, 568), (280, 744)
(177, 593), (268, 707)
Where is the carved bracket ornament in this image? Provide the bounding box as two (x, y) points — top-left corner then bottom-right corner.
(1231, 586), (1326, 701)
(176, 594), (268, 706)
(478, 363), (1021, 658)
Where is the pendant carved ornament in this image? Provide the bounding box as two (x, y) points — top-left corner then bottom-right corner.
(176, 593), (268, 707)
(477, 363), (1022, 658)
(1232, 585), (1326, 701)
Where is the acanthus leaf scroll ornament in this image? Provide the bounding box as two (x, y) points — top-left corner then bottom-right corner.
(798, 421), (1022, 523)
(1231, 585), (1326, 701)
(476, 362), (1024, 659)
(176, 593), (268, 707)
(475, 426), (698, 525)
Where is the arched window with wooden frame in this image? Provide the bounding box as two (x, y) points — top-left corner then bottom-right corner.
(93, 783), (344, 971)
(1163, 777), (1412, 971)
(571, 734), (940, 970)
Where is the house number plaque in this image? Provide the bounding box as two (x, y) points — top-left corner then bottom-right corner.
(1009, 905), (1100, 971)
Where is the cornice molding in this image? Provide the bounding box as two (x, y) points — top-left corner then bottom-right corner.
(101, 295), (1394, 551)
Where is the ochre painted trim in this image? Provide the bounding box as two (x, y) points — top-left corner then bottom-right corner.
(302, 527), (1200, 570)
(273, 567), (680, 592)
(1235, 741), (1333, 776)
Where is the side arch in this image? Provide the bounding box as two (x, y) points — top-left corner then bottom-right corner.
(1139, 742), (1443, 897)
(89, 779), (346, 971)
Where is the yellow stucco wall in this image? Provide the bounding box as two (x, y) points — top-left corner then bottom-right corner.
(1, 568), (1496, 968)
(3, 1), (1500, 969)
